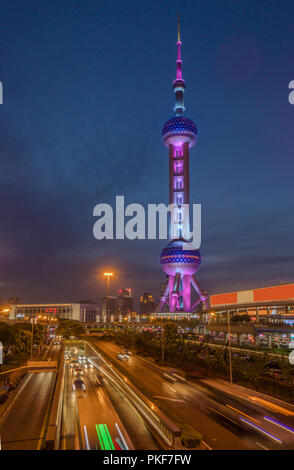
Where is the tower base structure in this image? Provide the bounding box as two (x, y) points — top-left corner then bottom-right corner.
(157, 239), (209, 317)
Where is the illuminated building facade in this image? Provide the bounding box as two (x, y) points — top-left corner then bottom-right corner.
(210, 283), (294, 322)
(10, 302), (99, 323)
(202, 284), (294, 348)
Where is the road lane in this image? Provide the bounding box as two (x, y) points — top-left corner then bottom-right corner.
(0, 371), (55, 450)
(90, 340), (294, 450)
(0, 343), (61, 450)
(61, 344), (133, 450)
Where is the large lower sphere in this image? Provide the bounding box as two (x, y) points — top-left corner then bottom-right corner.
(160, 239), (201, 276)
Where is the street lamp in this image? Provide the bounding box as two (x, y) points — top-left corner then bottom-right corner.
(227, 311), (233, 384)
(104, 272), (113, 324)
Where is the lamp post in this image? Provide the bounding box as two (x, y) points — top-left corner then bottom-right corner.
(104, 273), (113, 325)
(227, 311), (233, 384)
(161, 319), (164, 365)
(30, 316), (36, 360)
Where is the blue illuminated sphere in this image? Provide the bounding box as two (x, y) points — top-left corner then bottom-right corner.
(160, 239), (201, 275)
(162, 116), (197, 148)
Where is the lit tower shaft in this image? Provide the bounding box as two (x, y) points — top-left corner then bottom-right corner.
(169, 17), (190, 241)
(158, 17), (209, 316)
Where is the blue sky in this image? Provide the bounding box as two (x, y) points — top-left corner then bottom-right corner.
(0, 0), (293, 305)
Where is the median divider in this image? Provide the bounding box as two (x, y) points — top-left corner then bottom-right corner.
(42, 344), (65, 449)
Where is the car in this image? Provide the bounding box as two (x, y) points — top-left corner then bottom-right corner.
(117, 353), (128, 361)
(74, 367), (83, 376)
(96, 375), (104, 386)
(70, 360), (79, 368)
(260, 369), (283, 380)
(162, 372), (177, 383)
(169, 370), (186, 381)
(72, 379), (86, 391)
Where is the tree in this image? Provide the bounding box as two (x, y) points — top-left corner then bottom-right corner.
(56, 320), (85, 338)
(0, 322), (16, 362)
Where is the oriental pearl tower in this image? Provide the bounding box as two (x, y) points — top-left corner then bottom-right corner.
(157, 16), (209, 318)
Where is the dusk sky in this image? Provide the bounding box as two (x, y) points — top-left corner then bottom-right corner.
(0, 0), (293, 306)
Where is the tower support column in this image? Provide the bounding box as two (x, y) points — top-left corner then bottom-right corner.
(182, 274), (191, 312)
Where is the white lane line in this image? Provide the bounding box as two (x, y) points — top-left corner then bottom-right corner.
(256, 441), (269, 450)
(153, 396), (186, 403)
(202, 440), (213, 450)
(200, 406), (210, 414)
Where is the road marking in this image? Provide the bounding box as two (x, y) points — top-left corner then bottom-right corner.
(202, 440), (213, 450)
(153, 396), (186, 403)
(200, 406), (210, 414)
(256, 441), (269, 450)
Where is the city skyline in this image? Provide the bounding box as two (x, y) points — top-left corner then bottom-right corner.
(0, 0), (294, 304)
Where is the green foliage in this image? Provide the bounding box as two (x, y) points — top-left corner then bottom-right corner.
(56, 320), (85, 338)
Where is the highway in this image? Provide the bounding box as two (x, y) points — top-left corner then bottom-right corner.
(0, 344), (60, 450)
(90, 340), (294, 450)
(62, 344), (156, 450)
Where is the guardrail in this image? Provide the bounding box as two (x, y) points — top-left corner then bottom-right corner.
(43, 346), (65, 449)
(27, 361), (58, 371)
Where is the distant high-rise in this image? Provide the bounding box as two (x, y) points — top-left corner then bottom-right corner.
(116, 288), (133, 315)
(140, 293), (155, 316)
(101, 296), (117, 322)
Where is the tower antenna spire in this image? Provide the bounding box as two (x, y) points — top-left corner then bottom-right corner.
(174, 13), (185, 115)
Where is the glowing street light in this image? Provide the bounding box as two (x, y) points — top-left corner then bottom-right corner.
(104, 272), (114, 324)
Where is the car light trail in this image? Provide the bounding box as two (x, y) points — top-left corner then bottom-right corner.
(87, 343), (174, 447)
(249, 396), (294, 416)
(104, 424), (115, 450)
(239, 418), (282, 443)
(209, 407), (239, 426)
(96, 424), (115, 450)
(83, 425), (90, 450)
(96, 424), (104, 450)
(264, 416), (294, 434)
(115, 422), (129, 450)
(225, 404), (260, 423)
